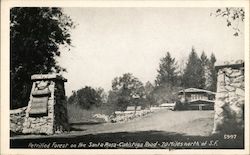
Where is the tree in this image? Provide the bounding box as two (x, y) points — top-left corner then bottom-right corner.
(182, 47), (203, 89)
(155, 52), (178, 87)
(207, 53), (217, 91)
(68, 91), (78, 105)
(200, 51), (209, 89)
(144, 81), (155, 107)
(68, 86), (102, 109)
(212, 8), (245, 36)
(152, 85), (179, 105)
(10, 7), (74, 109)
(109, 73), (145, 111)
(153, 51), (181, 105)
(107, 90), (120, 111)
(96, 87), (108, 105)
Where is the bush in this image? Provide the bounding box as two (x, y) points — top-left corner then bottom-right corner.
(68, 86), (102, 109)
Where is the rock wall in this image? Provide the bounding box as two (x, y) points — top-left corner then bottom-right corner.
(10, 107), (27, 134)
(110, 110), (152, 123)
(213, 61), (244, 134)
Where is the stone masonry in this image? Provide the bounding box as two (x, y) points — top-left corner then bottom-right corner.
(213, 60), (244, 134)
(22, 74), (69, 135)
(10, 107), (27, 134)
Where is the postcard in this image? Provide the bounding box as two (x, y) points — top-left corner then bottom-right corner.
(1, 0), (249, 154)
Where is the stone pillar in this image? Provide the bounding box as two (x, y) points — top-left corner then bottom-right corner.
(22, 74), (69, 135)
(213, 60), (244, 134)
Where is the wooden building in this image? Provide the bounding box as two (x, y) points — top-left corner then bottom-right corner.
(178, 88), (216, 110)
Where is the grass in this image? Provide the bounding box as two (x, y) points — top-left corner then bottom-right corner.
(67, 103), (115, 124)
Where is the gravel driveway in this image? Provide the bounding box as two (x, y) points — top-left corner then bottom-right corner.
(70, 109), (214, 136)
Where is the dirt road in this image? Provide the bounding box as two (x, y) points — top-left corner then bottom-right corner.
(70, 109), (214, 136)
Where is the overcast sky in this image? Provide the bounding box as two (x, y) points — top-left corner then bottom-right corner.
(58, 7), (244, 96)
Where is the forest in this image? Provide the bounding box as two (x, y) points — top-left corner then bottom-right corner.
(67, 48), (217, 111)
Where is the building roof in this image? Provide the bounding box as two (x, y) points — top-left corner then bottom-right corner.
(215, 63), (244, 70)
(178, 88), (215, 95)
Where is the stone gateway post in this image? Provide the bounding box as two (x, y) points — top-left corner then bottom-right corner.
(213, 60), (244, 134)
(22, 74), (69, 135)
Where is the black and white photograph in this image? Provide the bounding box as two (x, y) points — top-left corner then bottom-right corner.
(1, 0), (249, 154)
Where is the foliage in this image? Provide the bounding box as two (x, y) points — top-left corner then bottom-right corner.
(67, 103), (115, 124)
(212, 8), (245, 36)
(155, 52), (179, 87)
(68, 86), (102, 109)
(207, 53), (217, 91)
(10, 7), (74, 109)
(67, 91), (78, 105)
(108, 73), (146, 111)
(182, 47), (204, 89)
(144, 81), (155, 107)
(152, 52), (181, 104)
(96, 87), (108, 105)
(181, 48), (217, 92)
(106, 48), (217, 109)
(200, 51), (209, 89)
(152, 49), (217, 105)
(152, 84), (180, 105)
(107, 90), (120, 111)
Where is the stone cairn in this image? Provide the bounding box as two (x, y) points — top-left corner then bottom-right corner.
(212, 60), (244, 134)
(22, 74), (69, 135)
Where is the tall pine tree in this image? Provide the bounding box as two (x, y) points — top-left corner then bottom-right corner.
(208, 53), (217, 91)
(200, 51), (209, 89)
(155, 52), (178, 87)
(153, 52), (179, 104)
(183, 47), (203, 89)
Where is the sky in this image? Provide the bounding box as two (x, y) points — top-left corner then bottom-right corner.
(58, 7), (245, 96)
